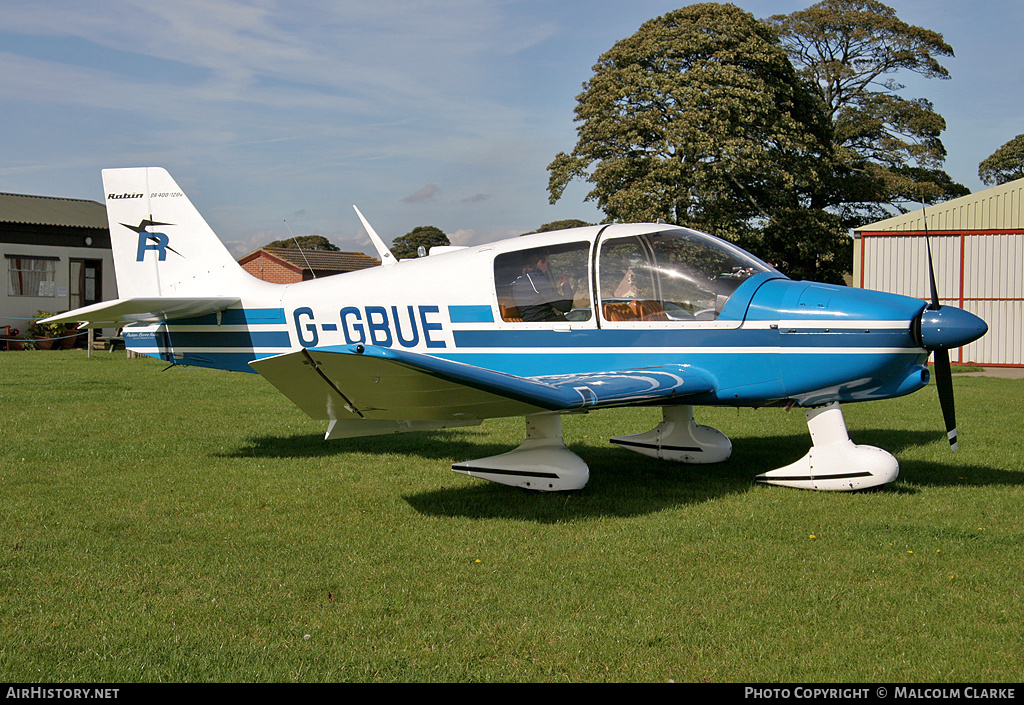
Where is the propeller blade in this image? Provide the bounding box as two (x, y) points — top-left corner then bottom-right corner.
(932, 348), (958, 450)
(921, 206), (942, 311)
(921, 203), (959, 450)
(924, 233), (941, 311)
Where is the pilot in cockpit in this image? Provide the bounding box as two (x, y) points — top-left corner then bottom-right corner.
(511, 249), (576, 322)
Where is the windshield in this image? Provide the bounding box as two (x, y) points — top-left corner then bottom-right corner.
(598, 229), (775, 321)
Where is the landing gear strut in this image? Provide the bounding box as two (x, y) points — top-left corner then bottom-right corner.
(755, 402), (899, 491)
(610, 405), (732, 463)
(451, 413), (589, 491)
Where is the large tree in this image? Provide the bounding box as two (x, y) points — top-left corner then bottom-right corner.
(264, 234), (339, 251)
(390, 225), (450, 259)
(525, 219), (594, 235)
(547, 3), (841, 281)
(768, 0), (966, 218)
(979, 134), (1024, 186)
(547, 1), (966, 283)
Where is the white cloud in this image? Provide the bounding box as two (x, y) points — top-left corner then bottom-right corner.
(0, 0), (1018, 253)
(448, 227), (522, 247)
(402, 184), (439, 203)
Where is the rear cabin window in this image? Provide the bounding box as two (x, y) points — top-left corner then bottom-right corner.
(494, 242), (592, 322)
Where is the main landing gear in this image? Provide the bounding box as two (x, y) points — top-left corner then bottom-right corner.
(451, 402), (899, 492)
(451, 413), (589, 491)
(610, 405), (732, 464)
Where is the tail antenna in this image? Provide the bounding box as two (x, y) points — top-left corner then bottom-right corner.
(284, 220), (316, 280)
(353, 206), (397, 266)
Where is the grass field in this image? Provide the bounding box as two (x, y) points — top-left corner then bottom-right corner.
(1, 350), (1022, 683)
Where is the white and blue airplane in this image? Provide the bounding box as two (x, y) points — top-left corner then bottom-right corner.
(47, 167), (988, 492)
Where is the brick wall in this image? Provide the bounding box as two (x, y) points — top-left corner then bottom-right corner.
(240, 253), (302, 283)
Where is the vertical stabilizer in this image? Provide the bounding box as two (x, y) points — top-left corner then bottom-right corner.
(102, 168), (247, 298)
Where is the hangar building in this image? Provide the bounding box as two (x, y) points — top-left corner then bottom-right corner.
(853, 178), (1024, 367)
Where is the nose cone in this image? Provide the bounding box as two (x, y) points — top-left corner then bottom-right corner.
(918, 306), (988, 350)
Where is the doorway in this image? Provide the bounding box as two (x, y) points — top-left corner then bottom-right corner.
(69, 259), (102, 309)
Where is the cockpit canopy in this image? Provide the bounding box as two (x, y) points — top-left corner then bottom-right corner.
(495, 226), (777, 323)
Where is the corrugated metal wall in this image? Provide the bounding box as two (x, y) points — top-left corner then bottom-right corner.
(854, 178), (1024, 367)
(963, 231), (1024, 366)
(857, 230), (1023, 366)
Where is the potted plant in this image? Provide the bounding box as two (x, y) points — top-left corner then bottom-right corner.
(58, 323), (80, 348)
(27, 311), (64, 350)
(1, 326), (25, 350)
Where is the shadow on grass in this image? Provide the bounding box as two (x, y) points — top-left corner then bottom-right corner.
(228, 427), (526, 462)
(407, 441), (762, 521)
(224, 425), (1021, 522)
(851, 427), (1024, 489)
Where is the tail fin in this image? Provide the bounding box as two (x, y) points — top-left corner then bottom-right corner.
(103, 167), (247, 298)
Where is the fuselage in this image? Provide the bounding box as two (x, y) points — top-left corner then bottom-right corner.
(124, 223), (935, 409)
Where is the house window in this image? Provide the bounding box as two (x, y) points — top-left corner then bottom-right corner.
(6, 256), (58, 297)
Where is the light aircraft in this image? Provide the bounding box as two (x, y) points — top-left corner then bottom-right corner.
(47, 168), (988, 492)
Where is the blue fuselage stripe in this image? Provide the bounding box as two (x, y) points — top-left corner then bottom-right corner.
(451, 327), (911, 350)
(125, 330), (291, 348)
(134, 350), (277, 373)
(121, 297), (929, 404)
(448, 305), (495, 323)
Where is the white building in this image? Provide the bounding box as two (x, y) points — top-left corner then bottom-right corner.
(853, 178), (1024, 367)
(2, 192), (114, 346)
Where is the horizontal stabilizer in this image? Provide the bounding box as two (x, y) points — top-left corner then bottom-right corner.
(250, 344), (715, 437)
(41, 297), (240, 328)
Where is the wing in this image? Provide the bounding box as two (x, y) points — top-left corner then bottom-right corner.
(249, 344), (715, 438)
(41, 297), (240, 328)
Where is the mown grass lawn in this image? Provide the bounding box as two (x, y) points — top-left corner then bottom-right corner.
(1, 351), (1022, 682)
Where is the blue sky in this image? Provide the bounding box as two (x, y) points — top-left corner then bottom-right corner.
(1, 0), (1021, 258)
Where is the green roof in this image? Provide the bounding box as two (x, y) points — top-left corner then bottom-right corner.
(0, 192), (108, 230)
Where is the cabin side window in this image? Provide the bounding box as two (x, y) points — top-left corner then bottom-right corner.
(494, 242), (592, 322)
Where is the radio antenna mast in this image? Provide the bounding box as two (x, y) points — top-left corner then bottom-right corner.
(284, 219), (316, 280)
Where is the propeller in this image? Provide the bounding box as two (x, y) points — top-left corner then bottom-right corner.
(916, 207), (987, 450)
(923, 224), (956, 449)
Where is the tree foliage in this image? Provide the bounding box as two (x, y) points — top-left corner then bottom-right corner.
(525, 220), (595, 235)
(547, 1), (966, 284)
(264, 235), (339, 251)
(979, 134), (1024, 186)
(547, 3), (839, 280)
(768, 0), (965, 214)
(390, 225), (450, 259)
